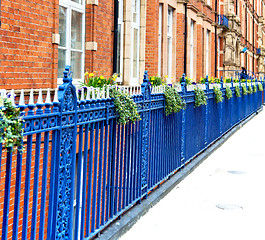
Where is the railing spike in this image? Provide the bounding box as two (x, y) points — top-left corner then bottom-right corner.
(37, 88), (43, 104)
(19, 89), (25, 106)
(107, 86), (110, 98)
(53, 89), (59, 103)
(29, 89), (34, 105)
(97, 88), (101, 99)
(81, 88), (85, 101)
(92, 88), (95, 99)
(86, 88), (90, 100)
(76, 88), (79, 100)
(102, 87), (106, 98)
(45, 88), (51, 104)
(10, 89), (15, 106)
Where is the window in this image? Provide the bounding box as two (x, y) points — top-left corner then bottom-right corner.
(206, 30), (210, 76)
(167, 7), (173, 82)
(116, 0), (124, 82)
(190, 20), (194, 79)
(131, 0), (140, 85)
(158, 4), (162, 77)
(207, 0), (211, 6)
(58, 0), (85, 83)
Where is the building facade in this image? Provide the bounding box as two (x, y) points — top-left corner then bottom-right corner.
(0, 0), (265, 90)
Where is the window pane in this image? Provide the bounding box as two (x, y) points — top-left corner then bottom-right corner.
(71, 10), (83, 50)
(133, 28), (138, 78)
(71, 0), (79, 3)
(71, 51), (82, 79)
(59, 6), (67, 47)
(58, 49), (66, 78)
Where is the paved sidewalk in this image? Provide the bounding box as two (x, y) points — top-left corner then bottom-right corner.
(120, 110), (265, 240)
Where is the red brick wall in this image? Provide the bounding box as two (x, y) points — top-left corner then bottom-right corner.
(145, 0), (159, 77)
(0, 0), (59, 89)
(85, 1), (114, 78)
(176, 13), (185, 80)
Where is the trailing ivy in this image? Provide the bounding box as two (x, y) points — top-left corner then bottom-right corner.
(0, 97), (24, 151)
(252, 84), (257, 93)
(248, 85), (253, 94)
(242, 85), (248, 95)
(213, 86), (223, 103)
(164, 86), (186, 116)
(235, 86), (241, 97)
(194, 87), (208, 107)
(258, 83), (263, 91)
(109, 87), (141, 125)
(225, 86), (233, 100)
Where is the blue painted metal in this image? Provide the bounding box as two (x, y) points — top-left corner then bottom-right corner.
(0, 66), (263, 240)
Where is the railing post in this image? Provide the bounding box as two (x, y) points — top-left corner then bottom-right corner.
(140, 71), (151, 198)
(230, 77), (233, 127)
(219, 76), (223, 134)
(204, 75), (209, 146)
(51, 66), (78, 239)
(180, 74), (186, 166)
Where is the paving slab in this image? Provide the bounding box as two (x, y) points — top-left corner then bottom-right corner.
(119, 110), (265, 240)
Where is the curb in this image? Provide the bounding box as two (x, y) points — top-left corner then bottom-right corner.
(96, 107), (262, 240)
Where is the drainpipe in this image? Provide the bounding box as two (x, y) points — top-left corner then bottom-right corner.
(113, 0), (119, 74)
(184, 2), (187, 75)
(215, 0), (218, 77)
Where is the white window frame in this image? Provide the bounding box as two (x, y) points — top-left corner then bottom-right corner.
(131, 0), (140, 85)
(158, 4), (162, 77)
(206, 30), (210, 76)
(116, 0), (124, 83)
(190, 20), (194, 80)
(167, 6), (173, 83)
(58, 0), (85, 86)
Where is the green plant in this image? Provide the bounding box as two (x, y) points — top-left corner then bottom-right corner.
(235, 86), (241, 97)
(248, 85), (253, 94)
(225, 86), (233, 100)
(242, 85), (248, 95)
(0, 97), (24, 151)
(258, 83), (263, 91)
(149, 76), (163, 86)
(164, 86), (186, 116)
(253, 84), (257, 93)
(109, 87), (141, 125)
(194, 87), (208, 107)
(213, 86), (223, 103)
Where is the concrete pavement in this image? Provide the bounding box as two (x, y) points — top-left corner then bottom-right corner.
(120, 110), (265, 240)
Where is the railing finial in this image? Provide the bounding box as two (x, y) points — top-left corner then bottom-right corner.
(63, 65), (73, 83)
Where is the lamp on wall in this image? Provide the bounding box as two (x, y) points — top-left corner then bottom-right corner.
(240, 47), (247, 54)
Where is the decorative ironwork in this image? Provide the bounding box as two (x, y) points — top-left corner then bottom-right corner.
(140, 71), (151, 194)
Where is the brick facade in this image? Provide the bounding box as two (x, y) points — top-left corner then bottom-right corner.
(0, 0), (265, 86)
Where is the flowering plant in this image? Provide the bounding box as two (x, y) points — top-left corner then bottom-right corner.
(0, 96), (24, 151)
(149, 76), (164, 86)
(81, 72), (117, 88)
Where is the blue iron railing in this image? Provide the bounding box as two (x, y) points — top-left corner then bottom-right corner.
(218, 14), (229, 29)
(0, 67), (264, 240)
